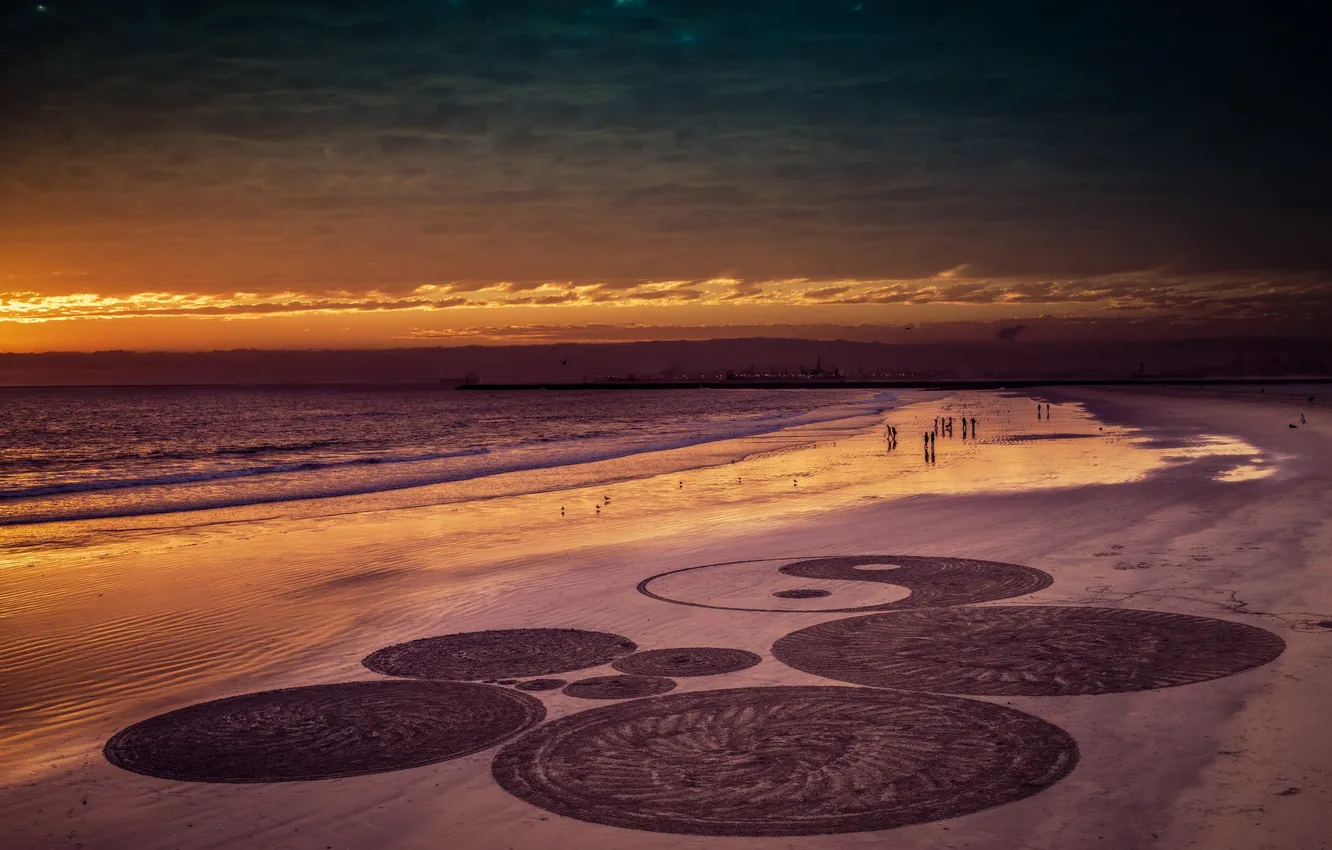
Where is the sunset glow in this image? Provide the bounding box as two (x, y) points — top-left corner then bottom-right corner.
(4, 3), (1329, 354)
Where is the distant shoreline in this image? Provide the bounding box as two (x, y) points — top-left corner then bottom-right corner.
(461, 377), (1332, 391)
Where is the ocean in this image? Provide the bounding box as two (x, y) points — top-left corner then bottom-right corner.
(0, 386), (891, 526)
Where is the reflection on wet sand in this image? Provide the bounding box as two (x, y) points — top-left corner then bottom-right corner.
(0, 392), (1272, 781)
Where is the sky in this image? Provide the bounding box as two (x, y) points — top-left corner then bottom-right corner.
(2, 1), (1330, 351)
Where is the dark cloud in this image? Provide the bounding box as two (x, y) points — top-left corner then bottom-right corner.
(2, 1), (1330, 311)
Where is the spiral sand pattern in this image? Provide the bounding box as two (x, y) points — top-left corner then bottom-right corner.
(492, 686), (1078, 836)
(104, 681), (545, 783)
(562, 675), (676, 699)
(773, 606), (1287, 695)
(363, 628), (637, 680)
(638, 555), (1051, 613)
(612, 647), (761, 677)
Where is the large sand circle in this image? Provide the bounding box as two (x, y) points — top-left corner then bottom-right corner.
(363, 628), (637, 680)
(104, 680), (545, 783)
(772, 606), (1287, 695)
(492, 686), (1077, 836)
(638, 555), (1051, 613)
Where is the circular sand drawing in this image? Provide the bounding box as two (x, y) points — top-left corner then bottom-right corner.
(773, 606), (1287, 695)
(104, 681), (544, 783)
(562, 675), (677, 699)
(364, 628), (637, 680)
(492, 686), (1078, 836)
(639, 555), (1051, 613)
(612, 647), (761, 677)
(515, 679), (566, 692)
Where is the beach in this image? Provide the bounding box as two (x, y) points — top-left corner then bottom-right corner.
(2, 386), (1329, 850)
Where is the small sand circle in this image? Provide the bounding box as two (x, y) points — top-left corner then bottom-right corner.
(773, 606), (1287, 695)
(514, 679), (567, 691)
(104, 680), (544, 783)
(363, 628), (638, 680)
(612, 647), (761, 677)
(773, 588), (831, 599)
(562, 675), (676, 700)
(492, 685), (1078, 836)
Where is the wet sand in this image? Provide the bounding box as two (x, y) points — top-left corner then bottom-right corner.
(2, 387), (1329, 850)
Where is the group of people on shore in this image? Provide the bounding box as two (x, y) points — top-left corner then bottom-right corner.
(885, 413), (985, 465)
(933, 416), (977, 439)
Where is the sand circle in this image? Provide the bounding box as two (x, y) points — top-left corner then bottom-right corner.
(514, 679), (567, 691)
(363, 628), (637, 680)
(612, 647), (761, 677)
(639, 555), (1051, 613)
(104, 680), (545, 783)
(772, 606), (1287, 696)
(562, 675), (677, 699)
(492, 685), (1078, 836)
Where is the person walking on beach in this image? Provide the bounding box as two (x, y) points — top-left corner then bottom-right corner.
(1037, 404), (1042, 419)
(971, 417), (976, 433)
(1045, 403), (1051, 417)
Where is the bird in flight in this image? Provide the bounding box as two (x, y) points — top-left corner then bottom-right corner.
(559, 358), (568, 366)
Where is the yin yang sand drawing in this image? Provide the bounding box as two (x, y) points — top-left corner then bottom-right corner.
(105, 555), (1285, 838)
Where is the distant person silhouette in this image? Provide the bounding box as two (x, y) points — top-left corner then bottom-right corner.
(1037, 404), (1042, 419)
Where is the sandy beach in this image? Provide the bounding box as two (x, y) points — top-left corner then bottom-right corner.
(3, 386), (1329, 850)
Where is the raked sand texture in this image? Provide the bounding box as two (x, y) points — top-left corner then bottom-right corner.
(2, 386), (1330, 850)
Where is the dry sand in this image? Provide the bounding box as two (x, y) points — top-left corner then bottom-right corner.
(2, 386), (1329, 849)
